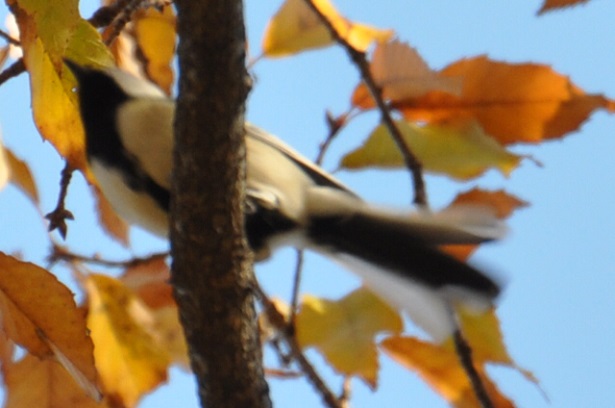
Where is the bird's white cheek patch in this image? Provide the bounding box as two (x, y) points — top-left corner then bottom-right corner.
(91, 161), (169, 237)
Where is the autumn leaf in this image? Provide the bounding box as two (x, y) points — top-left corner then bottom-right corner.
(262, 0), (393, 57)
(440, 189), (528, 260)
(85, 274), (170, 407)
(352, 40), (461, 108)
(0, 143), (8, 192)
(296, 287), (403, 387)
(120, 254), (173, 310)
(3, 147), (39, 204)
(399, 56), (615, 144)
(3, 354), (107, 408)
(538, 0), (591, 15)
(7, 0), (113, 170)
(132, 5), (176, 95)
(381, 335), (515, 408)
(0, 253), (100, 398)
(93, 187), (129, 246)
(341, 120), (524, 180)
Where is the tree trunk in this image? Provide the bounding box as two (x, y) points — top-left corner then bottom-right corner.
(171, 1), (271, 407)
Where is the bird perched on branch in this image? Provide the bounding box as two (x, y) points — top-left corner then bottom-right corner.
(65, 60), (504, 342)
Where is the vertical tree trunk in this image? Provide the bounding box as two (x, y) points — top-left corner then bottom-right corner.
(171, 1), (271, 407)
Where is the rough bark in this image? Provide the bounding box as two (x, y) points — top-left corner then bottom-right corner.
(171, 1), (271, 407)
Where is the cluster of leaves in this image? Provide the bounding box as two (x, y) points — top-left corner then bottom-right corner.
(0, 0), (609, 407)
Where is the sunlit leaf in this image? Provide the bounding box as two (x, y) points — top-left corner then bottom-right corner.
(8, 0), (113, 170)
(132, 5), (176, 95)
(3, 354), (106, 408)
(400, 56), (615, 144)
(341, 120), (523, 180)
(381, 336), (515, 408)
(0, 253), (99, 398)
(120, 254), (173, 309)
(86, 274), (169, 407)
(262, 0), (393, 57)
(296, 287), (403, 387)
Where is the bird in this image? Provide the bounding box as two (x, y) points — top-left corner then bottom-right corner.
(64, 60), (505, 342)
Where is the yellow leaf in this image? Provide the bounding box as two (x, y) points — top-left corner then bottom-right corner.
(296, 287), (403, 386)
(8, 0), (112, 170)
(341, 120), (523, 180)
(262, 0), (393, 57)
(381, 336), (515, 408)
(133, 6), (176, 95)
(4, 354), (107, 408)
(0, 143), (8, 191)
(0, 253), (99, 398)
(86, 274), (169, 408)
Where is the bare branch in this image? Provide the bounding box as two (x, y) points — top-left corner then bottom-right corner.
(255, 285), (343, 408)
(0, 58), (24, 86)
(301, 0), (427, 206)
(453, 329), (495, 408)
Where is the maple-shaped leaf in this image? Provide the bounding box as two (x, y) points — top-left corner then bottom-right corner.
(8, 0), (113, 171)
(0, 253), (100, 399)
(381, 335), (515, 408)
(3, 354), (107, 408)
(262, 0), (393, 57)
(296, 287), (403, 387)
(399, 56), (615, 145)
(85, 274), (170, 407)
(440, 189), (528, 260)
(341, 119), (524, 180)
(538, 0), (591, 15)
(353, 40), (461, 107)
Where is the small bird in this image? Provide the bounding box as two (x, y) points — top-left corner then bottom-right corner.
(65, 60), (504, 342)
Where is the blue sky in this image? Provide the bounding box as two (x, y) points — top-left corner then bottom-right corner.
(1, 1), (615, 407)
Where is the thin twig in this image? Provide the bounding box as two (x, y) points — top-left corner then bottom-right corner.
(289, 249), (305, 326)
(0, 29), (19, 46)
(453, 329), (495, 408)
(339, 377), (352, 408)
(302, 0), (427, 206)
(49, 244), (168, 269)
(254, 284), (343, 408)
(0, 58), (24, 86)
(45, 162), (75, 239)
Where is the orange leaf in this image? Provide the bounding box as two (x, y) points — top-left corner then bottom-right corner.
(441, 189), (527, 260)
(120, 254), (173, 310)
(400, 56), (615, 144)
(0, 253), (99, 398)
(262, 0), (393, 57)
(93, 187), (129, 246)
(3, 147), (39, 204)
(297, 287), (403, 387)
(85, 274), (169, 407)
(381, 336), (515, 408)
(538, 0), (591, 15)
(3, 354), (106, 408)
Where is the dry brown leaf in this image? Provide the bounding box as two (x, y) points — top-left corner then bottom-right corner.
(3, 147), (39, 204)
(93, 186), (129, 246)
(538, 0), (591, 15)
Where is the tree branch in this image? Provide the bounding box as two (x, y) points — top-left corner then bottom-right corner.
(171, 1), (271, 407)
(302, 0), (427, 206)
(453, 329), (495, 408)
